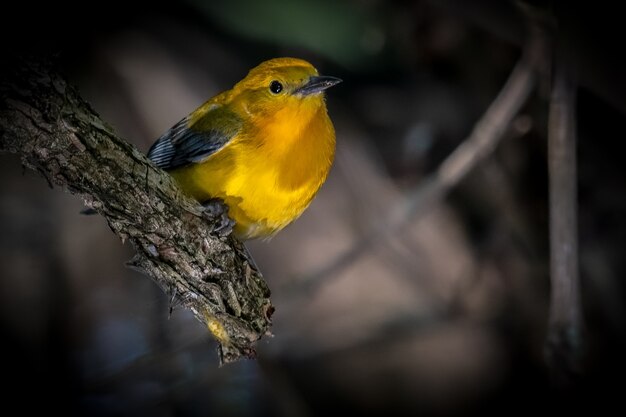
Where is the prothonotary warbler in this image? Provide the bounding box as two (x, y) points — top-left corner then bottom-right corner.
(147, 57), (341, 239)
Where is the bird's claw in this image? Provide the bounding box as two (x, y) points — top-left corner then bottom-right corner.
(202, 198), (235, 237)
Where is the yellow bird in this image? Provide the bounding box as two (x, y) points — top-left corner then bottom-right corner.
(147, 58), (341, 239)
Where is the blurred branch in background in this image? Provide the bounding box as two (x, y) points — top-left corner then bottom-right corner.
(293, 22), (546, 296)
(546, 44), (583, 381)
(0, 59), (272, 364)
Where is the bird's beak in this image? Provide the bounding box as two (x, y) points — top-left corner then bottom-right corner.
(296, 75), (342, 96)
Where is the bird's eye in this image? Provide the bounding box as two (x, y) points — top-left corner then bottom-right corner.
(269, 80), (283, 94)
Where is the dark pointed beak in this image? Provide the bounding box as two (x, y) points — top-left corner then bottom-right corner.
(296, 75), (342, 96)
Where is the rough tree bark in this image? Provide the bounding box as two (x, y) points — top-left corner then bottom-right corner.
(0, 59), (273, 365)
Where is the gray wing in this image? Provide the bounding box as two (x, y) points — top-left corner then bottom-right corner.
(147, 106), (242, 170)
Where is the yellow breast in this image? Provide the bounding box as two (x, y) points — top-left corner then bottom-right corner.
(171, 100), (335, 239)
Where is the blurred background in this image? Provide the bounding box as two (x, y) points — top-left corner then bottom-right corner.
(1, 0), (625, 416)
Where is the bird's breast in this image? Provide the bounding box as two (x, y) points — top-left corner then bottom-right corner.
(229, 103), (336, 238)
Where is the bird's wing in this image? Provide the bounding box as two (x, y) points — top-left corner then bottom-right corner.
(147, 104), (242, 170)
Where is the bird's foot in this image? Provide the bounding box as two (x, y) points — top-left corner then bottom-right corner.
(201, 198), (235, 237)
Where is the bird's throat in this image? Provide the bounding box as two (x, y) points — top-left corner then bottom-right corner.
(260, 102), (335, 191)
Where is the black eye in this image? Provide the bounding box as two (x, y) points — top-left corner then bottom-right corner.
(269, 80), (283, 94)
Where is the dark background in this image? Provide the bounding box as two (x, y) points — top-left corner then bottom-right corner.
(1, 1), (625, 416)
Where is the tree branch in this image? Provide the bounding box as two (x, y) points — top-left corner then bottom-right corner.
(545, 47), (584, 380)
(0, 58), (273, 365)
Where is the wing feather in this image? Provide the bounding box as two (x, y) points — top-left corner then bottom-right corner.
(147, 105), (242, 170)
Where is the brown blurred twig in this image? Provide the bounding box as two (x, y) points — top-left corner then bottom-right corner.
(0, 58), (272, 364)
(292, 26), (546, 293)
(545, 47), (584, 380)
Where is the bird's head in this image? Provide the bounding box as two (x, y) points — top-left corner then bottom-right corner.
(231, 57), (341, 118)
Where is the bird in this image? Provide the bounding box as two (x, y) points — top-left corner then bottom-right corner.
(147, 57), (341, 240)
